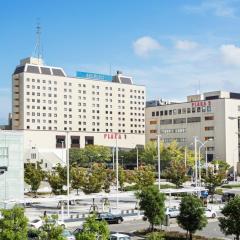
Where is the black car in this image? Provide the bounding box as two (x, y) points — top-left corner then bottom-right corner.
(96, 212), (123, 224)
(221, 192), (235, 202)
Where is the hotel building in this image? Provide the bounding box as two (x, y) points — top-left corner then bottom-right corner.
(12, 57), (145, 167)
(146, 91), (240, 168)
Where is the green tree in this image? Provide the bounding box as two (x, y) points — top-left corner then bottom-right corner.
(47, 164), (67, 195)
(141, 141), (158, 165)
(71, 166), (85, 195)
(24, 162), (45, 196)
(70, 145), (111, 166)
(203, 170), (225, 202)
(164, 159), (188, 188)
(177, 195), (207, 240)
(81, 163), (105, 194)
(102, 168), (115, 193)
(37, 215), (64, 240)
(118, 166), (126, 191)
(75, 214), (110, 240)
(0, 206), (28, 240)
(136, 186), (165, 231)
(134, 165), (155, 189)
(219, 196), (240, 240)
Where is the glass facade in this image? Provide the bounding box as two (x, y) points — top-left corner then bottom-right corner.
(0, 132), (24, 208)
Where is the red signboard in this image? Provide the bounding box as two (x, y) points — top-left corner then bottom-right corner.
(104, 133), (127, 140)
(192, 101), (211, 107)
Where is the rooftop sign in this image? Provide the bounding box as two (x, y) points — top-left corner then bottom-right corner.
(76, 71), (113, 81)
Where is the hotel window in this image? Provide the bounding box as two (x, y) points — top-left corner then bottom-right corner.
(187, 117), (201, 123)
(164, 110), (168, 116)
(150, 120), (157, 125)
(160, 119), (172, 125)
(150, 129), (157, 133)
(152, 112), (155, 117)
(207, 106), (211, 112)
(192, 107), (196, 113)
(205, 116), (214, 121)
(187, 108), (191, 113)
(178, 109), (182, 114)
(205, 126), (214, 131)
(205, 136), (214, 141)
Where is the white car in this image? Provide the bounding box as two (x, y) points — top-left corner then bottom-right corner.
(110, 233), (131, 240)
(29, 218), (65, 229)
(165, 207), (180, 218)
(203, 208), (217, 218)
(62, 229), (76, 240)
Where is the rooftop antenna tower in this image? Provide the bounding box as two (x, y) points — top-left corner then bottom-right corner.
(32, 20), (43, 63)
(196, 79), (201, 94)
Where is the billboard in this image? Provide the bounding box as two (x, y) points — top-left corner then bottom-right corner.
(76, 71), (113, 81)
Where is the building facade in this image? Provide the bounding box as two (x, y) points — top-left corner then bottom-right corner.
(12, 57), (145, 166)
(0, 131), (24, 207)
(146, 91), (240, 168)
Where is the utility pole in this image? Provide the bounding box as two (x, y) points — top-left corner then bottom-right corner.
(66, 132), (70, 218)
(136, 147), (139, 170)
(157, 125), (161, 190)
(116, 136), (119, 209)
(194, 136), (198, 187)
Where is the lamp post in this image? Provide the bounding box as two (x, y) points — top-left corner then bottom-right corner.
(66, 132), (70, 218)
(156, 125), (161, 190)
(197, 139), (213, 186)
(194, 136), (198, 187)
(112, 147), (115, 171)
(229, 116), (239, 180)
(116, 135), (119, 209)
(136, 146), (139, 170)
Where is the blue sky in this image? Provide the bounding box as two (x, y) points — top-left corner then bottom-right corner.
(1, 0), (240, 123)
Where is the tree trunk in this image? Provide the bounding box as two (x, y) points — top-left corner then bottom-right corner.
(77, 188), (79, 195)
(190, 232), (192, 240)
(151, 223), (154, 232)
(236, 234), (239, 240)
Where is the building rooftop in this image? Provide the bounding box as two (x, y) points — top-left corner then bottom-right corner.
(146, 90), (240, 107)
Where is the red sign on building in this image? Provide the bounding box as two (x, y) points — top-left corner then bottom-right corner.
(103, 133), (127, 140)
(192, 101), (211, 107)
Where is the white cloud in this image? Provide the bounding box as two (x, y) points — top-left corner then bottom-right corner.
(184, 0), (236, 17)
(133, 36), (161, 57)
(175, 40), (199, 50)
(220, 44), (240, 66)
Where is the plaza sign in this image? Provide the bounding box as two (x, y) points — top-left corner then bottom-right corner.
(192, 101), (211, 107)
(104, 133), (127, 140)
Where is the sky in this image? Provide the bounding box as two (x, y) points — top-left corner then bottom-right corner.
(1, 0), (240, 123)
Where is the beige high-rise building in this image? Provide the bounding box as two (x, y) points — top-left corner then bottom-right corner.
(146, 91), (240, 169)
(12, 57), (145, 167)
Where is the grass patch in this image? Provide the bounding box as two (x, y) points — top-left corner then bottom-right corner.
(221, 184), (240, 189)
(136, 229), (222, 240)
(124, 184), (176, 191)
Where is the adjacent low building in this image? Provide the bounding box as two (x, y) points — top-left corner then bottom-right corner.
(0, 131), (24, 207)
(146, 91), (240, 169)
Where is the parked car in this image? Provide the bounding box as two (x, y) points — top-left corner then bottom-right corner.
(165, 207), (180, 218)
(96, 212), (123, 224)
(222, 192), (236, 202)
(203, 208), (217, 218)
(29, 218), (65, 229)
(110, 233), (131, 240)
(62, 230), (76, 240)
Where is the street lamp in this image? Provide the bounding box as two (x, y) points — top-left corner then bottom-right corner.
(116, 136), (119, 209)
(198, 139), (213, 186)
(156, 125), (161, 191)
(66, 132), (70, 218)
(229, 116), (239, 180)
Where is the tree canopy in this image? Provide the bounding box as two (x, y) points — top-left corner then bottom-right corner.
(24, 162), (45, 196)
(0, 206), (28, 240)
(69, 145), (111, 166)
(219, 196), (240, 240)
(136, 186), (165, 231)
(75, 214), (109, 240)
(177, 195), (207, 240)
